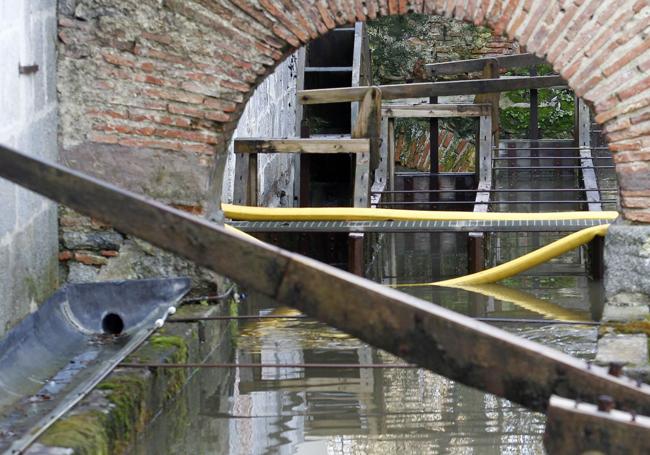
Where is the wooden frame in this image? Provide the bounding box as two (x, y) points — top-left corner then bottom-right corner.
(233, 138), (370, 207)
(425, 53), (546, 77)
(298, 76), (566, 104)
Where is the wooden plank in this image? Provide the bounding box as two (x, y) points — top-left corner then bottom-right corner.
(544, 395), (650, 455)
(232, 152), (249, 206)
(474, 60), (500, 140)
(2, 144), (650, 419)
(473, 114), (493, 213)
(382, 103), (491, 118)
(247, 153), (258, 207)
(387, 118), (396, 192)
(350, 21), (364, 127)
(576, 98), (602, 212)
(298, 76), (566, 104)
(425, 53), (546, 77)
(234, 138), (370, 155)
(352, 87), (381, 208)
(348, 232), (364, 276)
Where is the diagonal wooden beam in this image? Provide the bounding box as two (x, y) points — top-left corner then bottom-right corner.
(0, 144), (649, 418)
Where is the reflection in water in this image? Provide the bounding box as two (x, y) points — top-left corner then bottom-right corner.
(134, 164), (604, 453)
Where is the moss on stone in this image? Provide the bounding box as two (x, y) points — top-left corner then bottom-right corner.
(39, 411), (109, 455)
(148, 334), (189, 400)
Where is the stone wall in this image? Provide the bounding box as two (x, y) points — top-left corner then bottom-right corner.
(222, 52), (300, 206)
(0, 0), (59, 336)
(57, 0), (300, 285)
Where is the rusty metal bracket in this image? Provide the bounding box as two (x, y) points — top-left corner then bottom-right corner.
(18, 63), (39, 75)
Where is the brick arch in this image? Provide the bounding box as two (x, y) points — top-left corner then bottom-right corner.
(59, 1), (650, 220)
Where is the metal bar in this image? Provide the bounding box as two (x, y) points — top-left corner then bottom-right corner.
(169, 315), (309, 322)
(374, 188), (594, 193)
(169, 315), (600, 325)
(493, 166), (615, 170)
(491, 146), (610, 150)
(0, 144), (647, 416)
(119, 362), (418, 369)
(492, 156), (612, 160)
(377, 200), (616, 205)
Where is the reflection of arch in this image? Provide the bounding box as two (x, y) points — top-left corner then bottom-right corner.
(61, 2), (649, 220)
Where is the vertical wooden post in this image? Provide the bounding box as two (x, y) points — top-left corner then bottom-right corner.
(387, 118), (395, 193)
(529, 66), (539, 140)
(233, 152), (250, 206)
(348, 232), (364, 276)
(429, 96), (439, 207)
(247, 153), (258, 207)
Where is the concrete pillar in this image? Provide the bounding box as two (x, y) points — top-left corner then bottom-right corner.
(603, 222), (650, 322)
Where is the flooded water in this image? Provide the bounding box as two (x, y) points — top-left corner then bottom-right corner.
(132, 229), (600, 455)
(133, 141), (609, 454)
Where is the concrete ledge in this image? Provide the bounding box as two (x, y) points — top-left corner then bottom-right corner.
(604, 222), (650, 321)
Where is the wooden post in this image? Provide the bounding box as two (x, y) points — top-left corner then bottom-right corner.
(247, 153), (258, 207)
(387, 118), (395, 193)
(529, 66), (539, 140)
(429, 96), (439, 205)
(233, 152), (250, 206)
(348, 232), (364, 276)
(352, 87), (382, 208)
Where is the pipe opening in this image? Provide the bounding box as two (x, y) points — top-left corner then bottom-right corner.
(102, 313), (124, 335)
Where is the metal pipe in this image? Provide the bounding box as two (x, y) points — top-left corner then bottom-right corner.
(180, 284), (236, 304)
(374, 188), (594, 194)
(493, 166), (615, 170)
(168, 315), (308, 322)
(120, 362), (418, 369)
(168, 315), (599, 325)
(492, 156), (612, 160)
(377, 200), (616, 206)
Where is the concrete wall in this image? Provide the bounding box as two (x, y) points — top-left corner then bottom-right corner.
(222, 52), (301, 207)
(0, 0), (59, 336)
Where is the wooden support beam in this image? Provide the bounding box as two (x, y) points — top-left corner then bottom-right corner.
(382, 103), (492, 118)
(234, 138), (370, 155)
(544, 395), (650, 455)
(351, 87), (381, 208)
(348, 232), (364, 276)
(576, 98), (602, 212)
(2, 144), (650, 420)
(298, 76), (566, 104)
(425, 53), (546, 77)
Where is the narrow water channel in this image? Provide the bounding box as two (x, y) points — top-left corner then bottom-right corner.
(132, 229), (601, 454)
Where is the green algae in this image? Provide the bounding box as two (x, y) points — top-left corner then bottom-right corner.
(39, 412), (109, 455)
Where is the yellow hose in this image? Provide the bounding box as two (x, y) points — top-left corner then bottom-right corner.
(223, 203), (618, 222)
(396, 224), (609, 287)
(439, 284), (589, 321)
(224, 224), (264, 244)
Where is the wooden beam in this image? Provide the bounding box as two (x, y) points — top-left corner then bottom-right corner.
(2, 144), (650, 419)
(425, 53), (546, 77)
(351, 88), (381, 208)
(576, 98), (602, 212)
(382, 103), (492, 118)
(298, 76), (566, 104)
(234, 138), (370, 155)
(544, 395), (650, 455)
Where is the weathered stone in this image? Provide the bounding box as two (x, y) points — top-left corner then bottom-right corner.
(61, 230), (124, 251)
(60, 143), (211, 206)
(66, 263), (99, 283)
(595, 333), (649, 367)
(604, 222), (650, 317)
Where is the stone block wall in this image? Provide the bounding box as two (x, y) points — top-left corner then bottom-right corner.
(222, 52), (300, 207)
(56, 1), (300, 285)
(0, 0), (59, 336)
